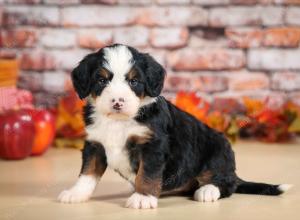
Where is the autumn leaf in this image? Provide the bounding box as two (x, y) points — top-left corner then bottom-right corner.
(289, 116), (300, 133)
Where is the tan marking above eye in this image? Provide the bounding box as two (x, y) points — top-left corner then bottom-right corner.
(127, 69), (137, 80)
(99, 68), (110, 79)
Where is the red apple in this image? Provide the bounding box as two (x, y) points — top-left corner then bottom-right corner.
(0, 110), (35, 160)
(26, 109), (56, 156)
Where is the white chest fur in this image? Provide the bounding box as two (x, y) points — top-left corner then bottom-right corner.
(85, 114), (150, 183)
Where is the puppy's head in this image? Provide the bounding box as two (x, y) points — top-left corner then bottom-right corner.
(71, 44), (165, 120)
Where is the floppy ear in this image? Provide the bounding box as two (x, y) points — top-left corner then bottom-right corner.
(144, 54), (166, 97)
(71, 53), (100, 99)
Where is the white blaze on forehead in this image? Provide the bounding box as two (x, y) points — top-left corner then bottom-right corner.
(103, 45), (134, 80)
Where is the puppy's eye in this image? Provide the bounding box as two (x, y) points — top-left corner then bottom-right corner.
(99, 78), (108, 85)
(129, 79), (138, 87)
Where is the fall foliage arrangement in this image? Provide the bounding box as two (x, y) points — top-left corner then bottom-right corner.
(175, 92), (300, 143)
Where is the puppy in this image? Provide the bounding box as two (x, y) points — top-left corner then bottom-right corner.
(58, 44), (291, 209)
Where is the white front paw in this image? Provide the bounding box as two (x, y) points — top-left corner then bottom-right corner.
(57, 175), (97, 203)
(58, 188), (92, 203)
(125, 192), (158, 209)
(194, 184), (221, 202)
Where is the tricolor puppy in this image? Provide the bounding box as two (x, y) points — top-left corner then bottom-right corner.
(58, 44), (291, 209)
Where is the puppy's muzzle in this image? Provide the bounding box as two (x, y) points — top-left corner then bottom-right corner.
(112, 97), (125, 111)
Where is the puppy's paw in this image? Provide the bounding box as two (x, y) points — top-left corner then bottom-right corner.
(58, 188), (92, 203)
(57, 175), (97, 203)
(194, 184), (220, 202)
(125, 192), (158, 209)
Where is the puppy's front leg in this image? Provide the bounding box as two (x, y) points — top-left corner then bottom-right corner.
(58, 141), (107, 203)
(126, 157), (163, 209)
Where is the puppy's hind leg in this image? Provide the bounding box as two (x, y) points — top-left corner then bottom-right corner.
(193, 171), (237, 202)
(58, 141), (107, 203)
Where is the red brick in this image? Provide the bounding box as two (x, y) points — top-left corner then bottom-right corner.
(3, 6), (60, 26)
(193, 74), (228, 92)
(248, 49), (300, 70)
(274, 0), (300, 5)
(209, 6), (283, 27)
(0, 28), (37, 48)
(136, 7), (208, 27)
(230, 0), (273, 4)
(226, 27), (300, 48)
(226, 28), (263, 48)
(165, 73), (228, 93)
(164, 73), (193, 92)
(150, 27), (189, 49)
(193, 0), (229, 5)
(209, 7), (261, 27)
(18, 71), (43, 92)
(262, 6), (284, 26)
(286, 7), (300, 25)
(62, 6), (136, 27)
(189, 34), (228, 48)
(113, 26), (149, 47)
(41, 29), (77, 49)
(230, 0), (259, 4)
(227, 72), (270, 90)
(272, 72), (300, 91)
(81, 0), (116, 4)
(157, 0), (191, 5)
(44, 0), (80, 4)
(0, 49), (17, 59)
(263, 27), (300, 47)
(49, 49), (91, 70)
(118, 0), (151, 5)
(42, 71), (67, 94)
(168, 49), (245, 71)
(78, 29), (112, 49)
(20, 51), (56, 71)
(5, 0), (41, 3)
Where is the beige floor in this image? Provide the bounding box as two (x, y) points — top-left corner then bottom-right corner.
(0, 141), (299, 220)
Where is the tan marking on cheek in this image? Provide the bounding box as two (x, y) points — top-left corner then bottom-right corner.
(135, 160), (162, 197)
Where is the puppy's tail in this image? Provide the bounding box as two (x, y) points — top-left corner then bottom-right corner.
(235, 178), (292, 196)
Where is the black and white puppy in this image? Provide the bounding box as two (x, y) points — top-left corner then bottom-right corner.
(58, 44), (291, 209)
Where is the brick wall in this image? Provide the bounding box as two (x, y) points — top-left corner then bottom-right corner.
(1, 0), (300, 107)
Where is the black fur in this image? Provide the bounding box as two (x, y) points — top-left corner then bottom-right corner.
(83, 102), (94, 126)
(71, 52), (103, 99)
(80, 141), (107, 176)
(236, 179), (284, 195)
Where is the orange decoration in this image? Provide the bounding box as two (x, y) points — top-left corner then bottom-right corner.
(56, 90), (86, 138)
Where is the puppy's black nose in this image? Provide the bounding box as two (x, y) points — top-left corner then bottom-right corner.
(113, 102), (122, 110)
(112, 98), (125, 111)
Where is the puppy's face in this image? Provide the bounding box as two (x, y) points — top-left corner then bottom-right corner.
(71, 44), (165, 120)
